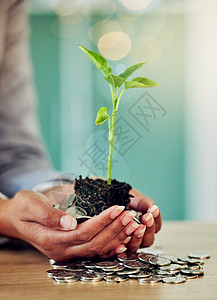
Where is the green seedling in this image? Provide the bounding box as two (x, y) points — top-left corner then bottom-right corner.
(79, 45), (160, 185)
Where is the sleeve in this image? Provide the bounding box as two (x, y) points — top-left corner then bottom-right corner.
(0, 0), (58, 197)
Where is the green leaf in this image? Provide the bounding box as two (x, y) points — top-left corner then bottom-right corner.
(104, 74), (124, 88)
(119, 62), (148, 81)
(125, 77), (160, 89)
(79, 45), (112, 76)
(95, 107), (114, 125)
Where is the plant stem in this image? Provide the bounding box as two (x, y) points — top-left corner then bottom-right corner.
(107, 85), (117, 185)
(107, 114), (115, 185)
(116, 89), (125, 111)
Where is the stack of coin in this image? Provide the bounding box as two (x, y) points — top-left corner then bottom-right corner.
(46, 252), (210, 284)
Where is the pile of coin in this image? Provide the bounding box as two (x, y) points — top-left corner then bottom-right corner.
(46, 252), (210, 284)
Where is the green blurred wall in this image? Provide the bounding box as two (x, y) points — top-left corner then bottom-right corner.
(29, 14), (184, 221)
(30, 16), (61, 169)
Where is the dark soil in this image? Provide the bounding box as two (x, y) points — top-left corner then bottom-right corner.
(74, 176), (133, 217)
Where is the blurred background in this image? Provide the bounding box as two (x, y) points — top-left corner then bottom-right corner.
(28, 0), (217, 221)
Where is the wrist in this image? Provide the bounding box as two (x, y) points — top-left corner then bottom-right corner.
(0, 199), (12, 236)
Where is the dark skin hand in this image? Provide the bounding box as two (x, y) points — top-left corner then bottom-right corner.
(0, 185), (162, 261)
(45, 184), (162, 254)
(126, 188), (162, 252)
(0, 191), (140, 261)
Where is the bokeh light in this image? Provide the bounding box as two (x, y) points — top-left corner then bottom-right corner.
(120, 0), (153, 11)
(82, 0), (114, 22)
(130, 35), (163, 67)
(89, 21), (122, 45)
(98, 32), (132, 61)
(51, 0), (83, 16)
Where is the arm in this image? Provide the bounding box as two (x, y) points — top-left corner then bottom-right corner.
(0, 0), (57, 197)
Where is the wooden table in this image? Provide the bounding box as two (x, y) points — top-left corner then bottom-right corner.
(0, 222), (216, 300)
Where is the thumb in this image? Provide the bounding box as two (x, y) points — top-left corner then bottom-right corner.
(17, 191), (77, 231)
(35, 206), (77, 231)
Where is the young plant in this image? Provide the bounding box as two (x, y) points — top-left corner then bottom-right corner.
(79, 45), (160, 185)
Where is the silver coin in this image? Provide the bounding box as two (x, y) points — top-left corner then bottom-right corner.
(84, 262), (97, 269)
(116, 268), (140, 276)
(95, 261), (119, 269)
(80, 271), (103, 281)
(101, 271), (115, 275)
(160, 255), (181, 263)
(159, 264), (181, 271)
(49, 259), (56, 265)
(115, 276), (128, 282)
(163, 276), (186, 284)
(176, 259), (188, 265)
(189, 270), (204, 276)
(178, 257), (204, 265)
(104, 275), (119, 282)
(109, 265), (125, 272)
(128, 271), (152, 279)
(46, 269), (65, 277)
(181, 269), (204, 276)
(53, 270), (76, 280)
(117, 252), (138, 262)
(105, 275), (128, 283)
(138, 276), (162, 284)
(182, 274), (199, 279)
(138, 253), (156, 263)
(59, 194), (76, 210)
(123, 261), (146, 269)
(188, 265), (201, 270)
(149, 256), (171, 266)
(188, 253), (210, 259)
(54, 278), (67, 284)
(65, 264), (86, 271)
(65, 205), (87, 218)
(52, 261), (70, 269)
(188, 259), (204, 265)
(66, 277), (79, 283)
(155, 270), (179, 277)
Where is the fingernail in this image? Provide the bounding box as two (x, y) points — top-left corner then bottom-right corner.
(144, 213), (154, 227)
(148, 205), (159, 218)
(126, 222), (140, 235)
(137, 226), (146, 239)
(116, 246), (127, 254)
(110, 206), (125, 219)
(60, 215), (77, 230)
(123, 236), (131, 244)
(122, 211), (137, 226)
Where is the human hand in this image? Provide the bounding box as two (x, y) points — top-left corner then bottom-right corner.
(0, 190), (140, 260)
(125, 188), (162, 252)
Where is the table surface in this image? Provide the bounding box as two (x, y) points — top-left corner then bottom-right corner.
(0, 221), (216, 300)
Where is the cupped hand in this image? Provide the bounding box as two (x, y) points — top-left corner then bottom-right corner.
(125, 188), (162, 252)
(0, 190), (140, 261)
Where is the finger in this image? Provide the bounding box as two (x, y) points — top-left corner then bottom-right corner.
(62, 211), (138, 258)
(107, 244), (128, 258)
(70, 207), (134, 246)
(97, 246), (126, 259)
(147, 205), (162, 233)
(17, 190), (77, 231)
(141, 213), (155, 247)
(127, 224), (146, 252)
(129, 188), (155, 212)
(101, 237), (132, 258)
(34, 207), (132, 248)
(99, 220), (140, 254)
